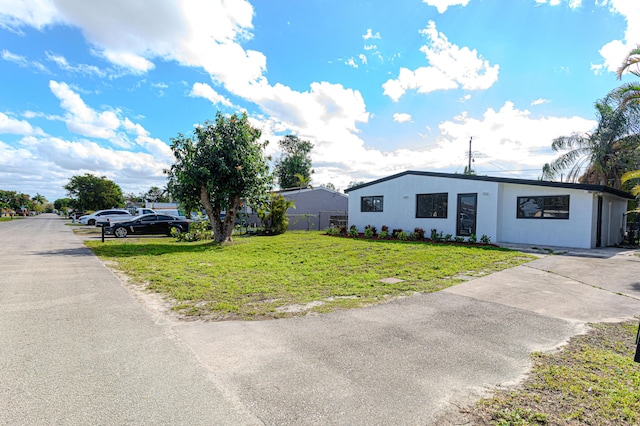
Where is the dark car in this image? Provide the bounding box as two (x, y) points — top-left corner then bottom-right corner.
(105, 214), (190, 238)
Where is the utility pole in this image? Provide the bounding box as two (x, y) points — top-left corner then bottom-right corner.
(468, 137), (473, 173)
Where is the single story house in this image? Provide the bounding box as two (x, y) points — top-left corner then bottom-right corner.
(276, 187), (348, 231)
(344, 171), (634, 249)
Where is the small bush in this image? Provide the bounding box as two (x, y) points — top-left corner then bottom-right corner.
(326, 227), (340, 236)
(413, 227), (425, 240)
(407, 232), (417, 241)
(379, 230), (389, 239)
(397, 231), (409, 241)
(430, 228), (439, 240)
(349, 225), (359, 237)
(468, 234), (477, 243)
(339, 226), (348, 236)
(443, 234), (453, 242)
(454, 236), (465, 243)
(381, 225), (389, 232)
(175, 220), (212, 242)
(364, 227), (374, 238)
(364, 224), (378, 237)
(480, 234), (491, 244)
(392, 228), (403, 238)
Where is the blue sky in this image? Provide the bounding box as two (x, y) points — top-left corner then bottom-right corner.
(1, 0), (638, 202)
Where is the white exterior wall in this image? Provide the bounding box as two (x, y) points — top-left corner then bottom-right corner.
(498, 184), (595, 248)
(348, 174), (630, 249)
(348, 175), (500, 240)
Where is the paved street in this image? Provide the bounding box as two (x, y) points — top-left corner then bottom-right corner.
(2, 214), (640, 425)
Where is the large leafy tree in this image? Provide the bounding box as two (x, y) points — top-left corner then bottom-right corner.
(0, 190), (33, 211)
(274, 135), (314, 189)
(64, 174), (124, 211)
(617, 45), (640, 106)
(166, 112), (272, 243)
(542, 91), (640, 189)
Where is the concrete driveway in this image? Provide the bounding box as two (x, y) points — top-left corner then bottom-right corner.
(2, 215), (640, 425)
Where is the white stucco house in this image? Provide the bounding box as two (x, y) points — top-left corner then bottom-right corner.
(344, 171), (633, 249)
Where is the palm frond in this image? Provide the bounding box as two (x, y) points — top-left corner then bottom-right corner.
(616, 45), (640, 79)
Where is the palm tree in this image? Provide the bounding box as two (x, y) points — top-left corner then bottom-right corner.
(542, 91), (640, 189)
(616, 45), (640, 106)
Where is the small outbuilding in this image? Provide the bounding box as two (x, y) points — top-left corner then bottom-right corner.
(277, 187), (348, 231)
(345, 170), (633, 249)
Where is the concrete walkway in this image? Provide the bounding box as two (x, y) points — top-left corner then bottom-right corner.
(2, 215), (640, 425)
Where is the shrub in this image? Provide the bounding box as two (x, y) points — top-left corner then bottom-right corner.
(392, 228), (403, 238)
(454, 236), (465, 243)
(379, 230), (389, 239)
(381, 225), (389, 232)
(339, 226), (347, 236)
(414, 227), (425, 240)
(430, 228), (439, 240)
(397, 231), (409, 241)
(326, 227), (340, 236)
(407, 232), (417, 241)
(468, 234), (477, 243)
(364, 224), (378, 236)
(480, 234), (491, 244)
(349, 225), (359, 237)
(364, 227), (374, 238)
(444, 234), (453, 242)
(175, 220), (212, 242)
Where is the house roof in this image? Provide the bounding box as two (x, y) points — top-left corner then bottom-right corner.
(344, 170), (634, 200)
(275, 187), (348, 198)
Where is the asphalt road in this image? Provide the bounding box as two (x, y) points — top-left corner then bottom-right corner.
(2, 214), (640, 425)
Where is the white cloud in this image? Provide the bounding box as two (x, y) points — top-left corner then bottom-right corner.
(345, 57), (358, 68)
(363, 29), (381, 40)
(0, 0), (60, 30)
(594, 0), (640, 73)
(535, 0), (582, 7)
(393, 113), (413, 123)
(422, 0), (470, 13)
(49, 80), (121, 140)
(190, 82), (232, 107)
(383, 21), (499, 101)
(531, 98), (550, 105)
(45, 52), (107, 77)
(0, 112), (46, 136)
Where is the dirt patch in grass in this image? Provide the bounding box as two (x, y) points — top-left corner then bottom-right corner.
(448, 320), (640, 425)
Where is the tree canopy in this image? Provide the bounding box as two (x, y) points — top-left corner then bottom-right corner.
(617, 44), (640, 106)
(166, 112), (272, 243)
(542, 90), (640, 189)
(64, 174), (124, 211)
(274, 135), (314, 189)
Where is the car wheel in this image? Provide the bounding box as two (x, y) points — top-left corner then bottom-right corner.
(88, 219), (96, 226)
(168, 226), (181, 236)
(114, 227), (128, 238)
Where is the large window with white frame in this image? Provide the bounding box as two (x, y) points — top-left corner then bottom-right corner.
(517, 195), (570, 219)
(416, 193), (448, 218)
(361, 196), (383, 212)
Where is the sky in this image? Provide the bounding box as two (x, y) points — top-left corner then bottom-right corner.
(1, 0), (639, 203)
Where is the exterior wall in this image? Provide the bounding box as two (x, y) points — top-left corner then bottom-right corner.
(347, 174), (500, 239)
(348, 174), (630, 249)
(498, 184), (595, 248)
(279, 188), (348, 231)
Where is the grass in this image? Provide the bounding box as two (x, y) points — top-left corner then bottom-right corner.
(85, 231), (533, 319)
(0, 216), (25, 222)
(463, 320), (640, 425)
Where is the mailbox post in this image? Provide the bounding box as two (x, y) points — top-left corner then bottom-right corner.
(635, 321), (640, 363)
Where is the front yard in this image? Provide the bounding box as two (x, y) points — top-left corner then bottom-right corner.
(85, 231), (533, 320)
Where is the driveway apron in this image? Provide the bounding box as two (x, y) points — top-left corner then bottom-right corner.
(2, 215), (640, 425)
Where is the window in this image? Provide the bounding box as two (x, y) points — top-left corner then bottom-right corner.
(416, 193), (448, 218)
(517, 195), (569, 219)
(361, 196), (383, 212)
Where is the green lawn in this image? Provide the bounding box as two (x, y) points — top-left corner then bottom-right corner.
(85, 231), (533, 320)
(0, 216), (25, 222)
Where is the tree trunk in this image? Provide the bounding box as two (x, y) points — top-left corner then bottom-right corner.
(199, 186), (223, 243)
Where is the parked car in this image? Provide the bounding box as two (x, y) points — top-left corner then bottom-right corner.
(69, 211), (85, 220)
(104, 214), (191, 238)
(79, 209), (133, 226)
